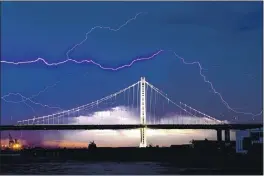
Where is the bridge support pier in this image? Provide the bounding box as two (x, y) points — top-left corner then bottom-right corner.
(216, 129), (222, 142)
(224, 129), (230, 142)
(140, 127), (147, 148)
(139, 77), (147, 148)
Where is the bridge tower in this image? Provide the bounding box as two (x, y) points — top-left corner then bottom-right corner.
(139, 77), (147, 148)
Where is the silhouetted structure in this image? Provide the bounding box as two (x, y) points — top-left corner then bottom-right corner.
(88, 141), (97, 150)
(8, 133), (14, 148)
(8, 133), (22, 150)
(190, 138), (236, 153)
(236, 128), (263, 154)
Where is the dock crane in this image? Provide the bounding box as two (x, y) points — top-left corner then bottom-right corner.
(8, 133), (22, 150)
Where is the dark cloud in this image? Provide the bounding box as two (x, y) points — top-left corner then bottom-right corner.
(164, 2), (262, 32)
(1, 1), (262, 129)
(236, 10), (263, 32)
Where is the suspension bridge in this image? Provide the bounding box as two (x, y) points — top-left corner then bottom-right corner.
(1, 77), (262, 147)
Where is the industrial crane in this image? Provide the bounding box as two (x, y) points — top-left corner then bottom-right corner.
(8, 133), (21, 150)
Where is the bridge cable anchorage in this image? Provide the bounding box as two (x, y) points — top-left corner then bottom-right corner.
(145, 81), (224, 124)
(17, 81), (140, 125)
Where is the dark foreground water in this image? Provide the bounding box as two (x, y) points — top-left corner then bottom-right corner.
(2, 161), (261, 175)
(1, 161), (182, 174)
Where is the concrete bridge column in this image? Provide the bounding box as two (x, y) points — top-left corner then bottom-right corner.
(224, 129), (230, 142)
(217, 129), (222, 142)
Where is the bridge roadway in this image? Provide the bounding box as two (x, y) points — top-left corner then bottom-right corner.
(0, 124), (262, 131)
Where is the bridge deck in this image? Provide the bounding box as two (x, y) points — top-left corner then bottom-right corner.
(0, 124), (262, 131)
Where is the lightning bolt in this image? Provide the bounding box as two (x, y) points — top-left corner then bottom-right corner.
(1, 81), (63, 113)
(66, 12), (147, 59)
(0, 12), (148, 66)
(1, 11), (262, 120)
(1, 49), (261, 119)
(21, 97), (37, 114)
(171, 51), (263, 119)
(1, 92), (63, 111)
(0, 70), (92, 107)
(0, 50), (163, 69)
(1, 81), (60, 103)
(1, 12), (154, 107)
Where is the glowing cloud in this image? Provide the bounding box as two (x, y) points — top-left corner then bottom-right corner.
(42, 106), (235, 148)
